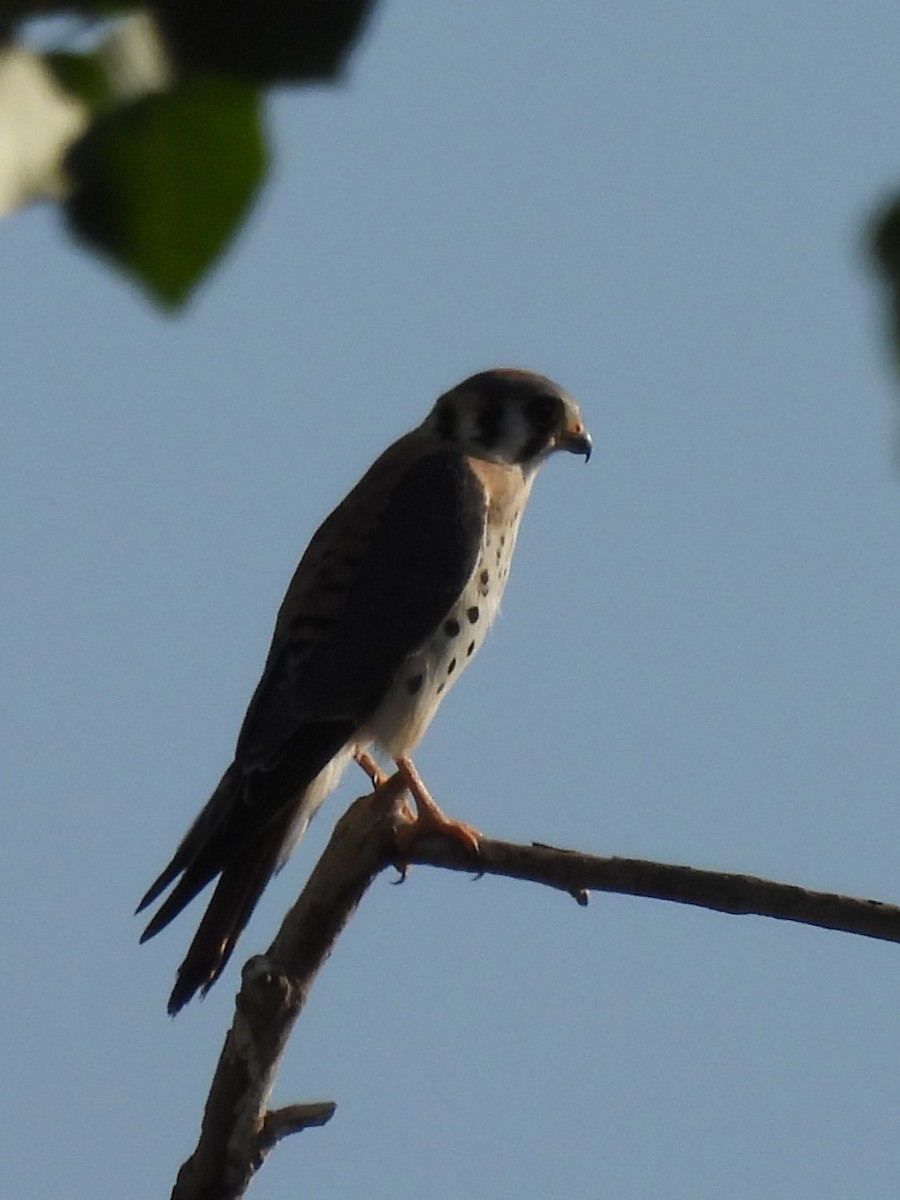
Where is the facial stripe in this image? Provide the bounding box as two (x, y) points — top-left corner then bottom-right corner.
(476, 399), (504, 449)
(516, 427), (552, 462)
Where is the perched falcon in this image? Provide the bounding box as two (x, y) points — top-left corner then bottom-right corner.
(138, 368), (591, 1013)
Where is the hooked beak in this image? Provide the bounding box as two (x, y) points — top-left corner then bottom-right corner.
(555, 422), (592, 462)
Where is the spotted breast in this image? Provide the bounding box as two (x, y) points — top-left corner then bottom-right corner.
(365, 457), (532, 757)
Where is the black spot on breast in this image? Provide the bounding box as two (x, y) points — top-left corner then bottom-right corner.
(479, 569), (489, 586)
(444, 618), (460, 638)
(406, 674), (424, 695)
(436, 681), (446, 695)
(447, 658), (457, 674)
(466, 641), (476, 657)
(467, 606), (480, 624)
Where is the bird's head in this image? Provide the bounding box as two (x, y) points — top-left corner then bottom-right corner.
(424, 368), (591, 473)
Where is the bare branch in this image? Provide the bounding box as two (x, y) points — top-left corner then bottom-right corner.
(406, 836), (900, 945)
(259, 1103), (337, 1151)
(169, 783), (900, 1198)
(170, 775), (407, 1200)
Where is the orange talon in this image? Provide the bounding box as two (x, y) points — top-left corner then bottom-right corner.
(393, 756), (481, 855)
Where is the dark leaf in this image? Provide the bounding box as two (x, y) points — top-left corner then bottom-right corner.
(871, 199), (900, 286)
(64, 75), (267, 308)
(153, 0), (377, 85)
(870, 198), (900, 371)
(46, 50), (115, 112)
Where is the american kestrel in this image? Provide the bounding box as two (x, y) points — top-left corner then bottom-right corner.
(139, 368), (591, 1013)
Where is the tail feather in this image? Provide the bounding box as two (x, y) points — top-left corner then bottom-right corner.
(166, 816), (290, 1014)
(139, 723), (356, 1012)
(138, 859), (224, 943)
(136, 832), (220, 922)
(136, 763), (243, 917)
(135, 860), (182, 916)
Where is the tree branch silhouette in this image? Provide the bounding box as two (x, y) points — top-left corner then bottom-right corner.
(169, 776), (900, 1199)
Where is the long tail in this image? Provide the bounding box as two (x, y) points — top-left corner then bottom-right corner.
(163, 808), (294, 1014)
(137, 764), (243, 936)
(136, 766), (298, 1014)
(138, 722), (355, 1013)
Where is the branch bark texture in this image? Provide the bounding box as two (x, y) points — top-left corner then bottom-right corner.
(170, 775), (407, 1200)
(169, 782), (900, 1199)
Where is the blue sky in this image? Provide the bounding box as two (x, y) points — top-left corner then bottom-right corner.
(5, 3), (900, 1197)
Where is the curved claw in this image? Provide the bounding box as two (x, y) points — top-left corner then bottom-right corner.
(393, 756), (481, 856)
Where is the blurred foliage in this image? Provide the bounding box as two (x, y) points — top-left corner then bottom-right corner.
(154, 0), (376, 85)
(870, 200), (900, 373)
(0, 1), (377, 308)
(65, 77), (265, 307)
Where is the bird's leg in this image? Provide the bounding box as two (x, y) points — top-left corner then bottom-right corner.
(354, 750), (390, 789)
(354, 750), (415, 823)
(393, 756), (481, 855)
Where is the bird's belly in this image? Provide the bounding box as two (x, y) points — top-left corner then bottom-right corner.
(364, 535), (514, 759)
(277, 745), (354, 867)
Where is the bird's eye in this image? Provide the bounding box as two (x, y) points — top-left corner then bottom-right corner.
(527, 394), (561, 426)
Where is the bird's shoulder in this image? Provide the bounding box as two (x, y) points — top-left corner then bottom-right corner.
(270, 432), (487, 645)
(235, 433), (492, 763)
